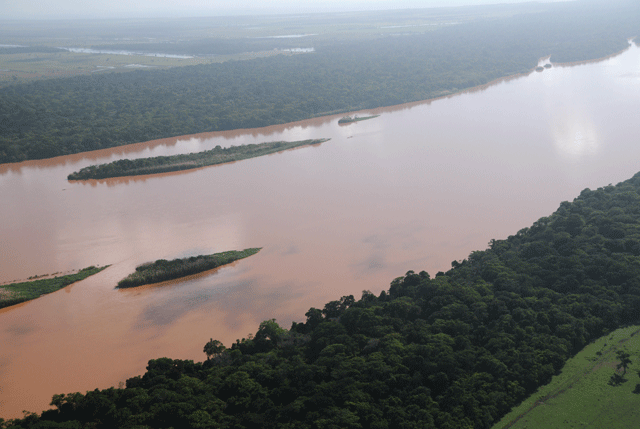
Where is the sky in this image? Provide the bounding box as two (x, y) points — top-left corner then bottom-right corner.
(1, 0), (568, 20)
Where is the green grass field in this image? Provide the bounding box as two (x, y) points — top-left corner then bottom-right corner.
(493, 326), (640, 429)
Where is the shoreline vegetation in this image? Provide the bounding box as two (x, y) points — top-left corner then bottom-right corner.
(338, 115), (379, 124)
(0, 266), (109, 309)
(67, 139), (329, 180)
(116, 248), (262, 288)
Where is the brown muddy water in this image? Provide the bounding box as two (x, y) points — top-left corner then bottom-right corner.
(1, 44), (640, 418)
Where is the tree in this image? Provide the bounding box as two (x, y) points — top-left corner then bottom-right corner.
(203, 338), (226, 360)
(255, 319), (286, 344)
(616, 350), (632, 376)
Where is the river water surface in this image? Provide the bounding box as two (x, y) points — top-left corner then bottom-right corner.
(1, 44), (640, 418)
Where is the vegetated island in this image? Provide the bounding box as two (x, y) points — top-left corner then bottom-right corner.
(11, 172), (640, 428)
(116, 248), (261, 288)
(67, 139), (329, 180)
(338, 114), (379, 124)
(0, 266), (109, 309)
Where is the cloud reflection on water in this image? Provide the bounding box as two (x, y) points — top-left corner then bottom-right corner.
(552, 113), (599, 159)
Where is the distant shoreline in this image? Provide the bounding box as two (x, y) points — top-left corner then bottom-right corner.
(3, 40), (636, 173)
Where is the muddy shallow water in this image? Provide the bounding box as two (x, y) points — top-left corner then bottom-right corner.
(1, 44), (640, 418)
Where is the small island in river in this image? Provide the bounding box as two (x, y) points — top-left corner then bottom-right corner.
(67, 139), (329, 180)
(338, 115), (380, 124)
(0, 266), (109, 309)
(116, 248), (262, 288)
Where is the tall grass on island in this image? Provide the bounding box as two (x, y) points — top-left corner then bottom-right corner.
(67, 139), (329, 180)
(0, 266), (109, 309)
(117, 248), (262, 288)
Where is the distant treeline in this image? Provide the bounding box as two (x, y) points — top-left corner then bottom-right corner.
(0, 1), (639, 163)
(7, 170), (640, 427)
(117, 248), (261, 288)
(90, 37), (315, 57)
(67, 139), (328, 180)
(0, 46), (64, 55)
(0, 266), (108, 309)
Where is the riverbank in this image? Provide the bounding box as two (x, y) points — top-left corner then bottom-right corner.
(2, 39), (635, 175)
(117, 248), (262, 288)
(553, 39), (635, 68)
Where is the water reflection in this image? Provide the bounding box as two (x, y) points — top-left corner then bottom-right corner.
(552, 114), (599, 158)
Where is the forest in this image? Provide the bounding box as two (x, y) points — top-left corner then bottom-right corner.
(1, 0), (638, 163)
(5, 169), (640, 427)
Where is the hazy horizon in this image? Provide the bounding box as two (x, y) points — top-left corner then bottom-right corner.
(2, 0), (573, 20)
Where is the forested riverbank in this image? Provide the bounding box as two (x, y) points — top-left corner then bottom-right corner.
(6, 169), (640, 427)
(0, 1), (638, 163)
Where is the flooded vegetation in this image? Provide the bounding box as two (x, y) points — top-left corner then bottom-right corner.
(117, 249), (261, 288)
(0, 266), (108, 309)
(338, 115), (379, 124)
(67, 139), (329, 180)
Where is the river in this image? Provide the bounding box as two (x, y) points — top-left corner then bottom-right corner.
(1, 44), (639, 418)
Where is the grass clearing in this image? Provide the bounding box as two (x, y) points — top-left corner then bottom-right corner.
(493, 325), (640, 429)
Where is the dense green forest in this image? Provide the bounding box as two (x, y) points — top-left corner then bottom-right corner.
(67, 139), (328, 180)
(117, 248), (262, 288)
(5, 169), (640, 427)
(1, 1), (638, 163)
